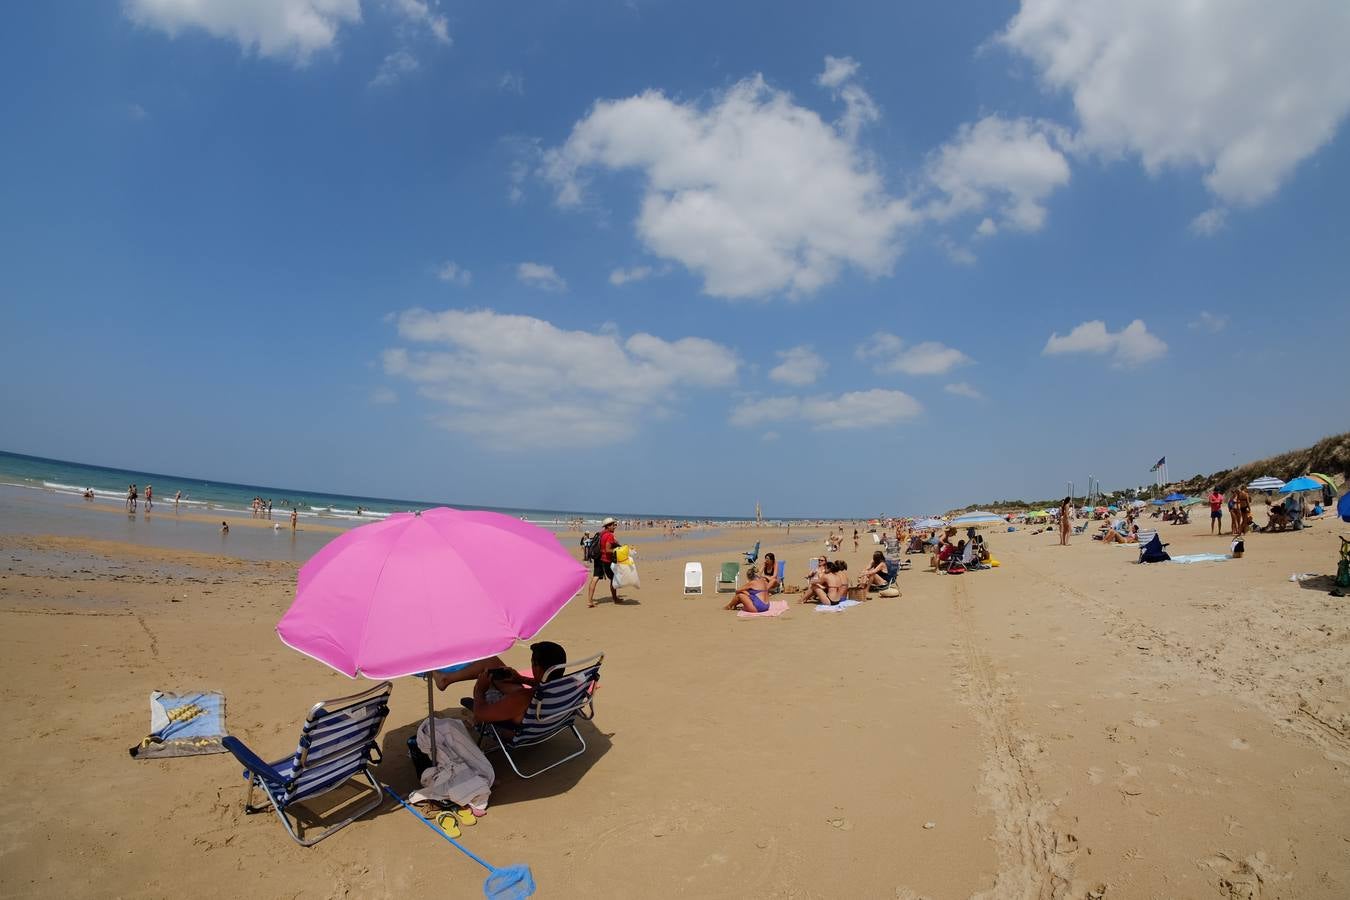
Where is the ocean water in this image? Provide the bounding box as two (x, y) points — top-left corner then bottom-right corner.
(0, 450), (758, 528)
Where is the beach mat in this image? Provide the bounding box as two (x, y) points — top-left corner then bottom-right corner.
(815, 598), (862, 613)
(129, 690), (228, 759)
(738, 599), (788, 619)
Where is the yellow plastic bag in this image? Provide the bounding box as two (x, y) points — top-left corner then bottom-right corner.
(615, 545), (632, 564)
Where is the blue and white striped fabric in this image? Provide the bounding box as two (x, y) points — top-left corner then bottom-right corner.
(1248, 475), (1285, 491)
(504, 664), (601, 748)
(274, 690), (391, 803)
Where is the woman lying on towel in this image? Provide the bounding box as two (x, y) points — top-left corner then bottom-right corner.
(725, 570), (775, 613)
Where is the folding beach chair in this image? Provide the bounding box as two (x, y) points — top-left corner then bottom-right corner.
(479, 653), (603, 779)
(222, 681), (392, 846)
(771, 559), (786, 594)
(683, 562), (703, 595)
(743, 541), (761, 565)
(1138, 533), (1170, 563)
(715, 562), (739, 592)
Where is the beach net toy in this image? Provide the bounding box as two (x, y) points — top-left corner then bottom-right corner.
(385, 786), (535, 899)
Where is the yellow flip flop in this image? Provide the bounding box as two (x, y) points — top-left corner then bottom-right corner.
(434, 811), (461, 838)
(451, 806), (477, 827)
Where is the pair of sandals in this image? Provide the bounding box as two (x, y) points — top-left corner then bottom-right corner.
(434, 805), (480, 838)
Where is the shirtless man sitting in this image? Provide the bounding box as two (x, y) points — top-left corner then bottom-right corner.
(460, 641), (568, 729)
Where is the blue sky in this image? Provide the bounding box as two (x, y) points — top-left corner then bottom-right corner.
(2, 1), (1348, 517)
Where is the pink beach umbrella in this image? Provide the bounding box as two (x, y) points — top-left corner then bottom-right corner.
(278, 508), (588, 680)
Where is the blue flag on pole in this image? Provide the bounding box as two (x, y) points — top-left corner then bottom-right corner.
(1149, 456), (1166, 472)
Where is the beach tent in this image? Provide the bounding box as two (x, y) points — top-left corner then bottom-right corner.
(1308, 473), (1338, 490)
(1248, 475), (1285, 492)
(1280, 476), (1322, 493)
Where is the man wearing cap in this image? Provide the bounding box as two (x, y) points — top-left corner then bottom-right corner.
(587, 517), (622, 607)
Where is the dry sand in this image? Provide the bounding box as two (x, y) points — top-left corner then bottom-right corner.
(2, 519), (1348, 898)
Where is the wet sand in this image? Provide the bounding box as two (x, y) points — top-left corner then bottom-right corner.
(1, 506), (1348, 898)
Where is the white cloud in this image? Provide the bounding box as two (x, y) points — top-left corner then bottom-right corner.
(768, 345), (828, 386)
(944, 382), (984, 400)
(924, 115), (1071, 234)
(1001, 0), (1350, 209)
(542, 61), (917, 299)
(389, 0), (449, 44)
(124, 0), (362, 63)
(128, 103), (149, 121)
(516, 262), (567, 292)
(1189, 311), (1229, 333)
(938, 237), (977, 266)
(384, 308), (739, 447)
(370, 386), (398, 404)
(815, 55), (879, 142)
(816, 55), (860, 89)
(609, 265), (653, 286)
(857, 333), (972, 376)
(1189, 208), (1228, 237)
(499, 71), (525, 95)
(370, 49), (419, 87)
(435, 261), (470, 285)
(1043, 319), (1167, 367)
(731, 389), (922, 431)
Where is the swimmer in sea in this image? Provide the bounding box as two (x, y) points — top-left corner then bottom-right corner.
(220, 521), (229, 535)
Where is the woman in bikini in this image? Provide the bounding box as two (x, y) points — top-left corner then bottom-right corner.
(726, 570), (774, 613)
(858, 550), (889, 590)
(1058, 496), (1072, 545)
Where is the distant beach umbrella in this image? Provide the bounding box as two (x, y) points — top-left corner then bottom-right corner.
(951, 511), (1004, 526)
(1308, 473), (1338, 490)
(1180, 497), (1205, 507)
(1247, 475), (1285, 492)
(913, 517), (946, 528)
(1279, 476), (1323, 494)
(1129, 500), (1148, 508)
(1338, 491), (1350, 523)
(1162, 492), (1187, 502)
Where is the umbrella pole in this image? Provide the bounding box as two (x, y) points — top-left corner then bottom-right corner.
(426, 674), (438, 767)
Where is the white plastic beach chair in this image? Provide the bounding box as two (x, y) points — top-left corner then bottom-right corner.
(683, 562), (703, 595)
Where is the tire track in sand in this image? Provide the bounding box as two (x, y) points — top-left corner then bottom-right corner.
(951, 576), (1076, 900)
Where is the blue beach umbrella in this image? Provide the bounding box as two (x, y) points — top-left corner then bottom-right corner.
(1338, 491), (1350, 523)
(1279, 476), (1322, 493)
(1162, 492), (1187, 503)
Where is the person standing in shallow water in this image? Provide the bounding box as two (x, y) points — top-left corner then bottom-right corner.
(1058, 496), (1071, 546)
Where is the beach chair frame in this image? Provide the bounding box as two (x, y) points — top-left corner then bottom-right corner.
(479, 653), (604, 780)
(222, 681), (392, 846)
(715, 562), (739, 593)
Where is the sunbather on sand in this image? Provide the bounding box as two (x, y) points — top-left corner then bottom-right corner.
(858, 551), (889, 589)
(1100, 524), (1139, 545)
(802, 560), (847, 604)
(726, 571), (774, 613)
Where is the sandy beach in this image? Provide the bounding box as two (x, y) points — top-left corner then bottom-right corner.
(2, 503), (1348, 899)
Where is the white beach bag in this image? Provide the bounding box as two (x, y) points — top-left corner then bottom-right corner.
(612, 561), (641, 589)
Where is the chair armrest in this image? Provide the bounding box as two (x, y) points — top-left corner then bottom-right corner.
(222, 736), (285, 786)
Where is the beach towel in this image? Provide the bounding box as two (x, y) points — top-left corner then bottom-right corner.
(814, 598), (862, 613)
(1168, 553), (1230, 564)
(129, 690), (227, 759)
(737, 599), (788, 619)
(408, 716), (494, 811)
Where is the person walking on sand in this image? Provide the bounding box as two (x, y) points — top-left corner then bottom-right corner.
(1058, 496), (1071, 546)
(586, 517), (623, 607)
(290, 507), (298, 531)
(174, 490), (181, 510)
(853, 529), (859, 551)
(1208, 487), (1224, 535)
(145, 485), (152, 510)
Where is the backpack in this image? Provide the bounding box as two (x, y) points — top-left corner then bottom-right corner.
(582, 533), (601, 562)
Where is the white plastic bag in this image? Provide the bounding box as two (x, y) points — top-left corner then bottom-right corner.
(612, 561), (641, 589)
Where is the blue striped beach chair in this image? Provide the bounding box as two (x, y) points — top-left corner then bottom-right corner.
(479, 653), (603, 779)
(222, 681), (392, 846)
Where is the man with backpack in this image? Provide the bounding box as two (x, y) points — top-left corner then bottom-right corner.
(586, 517), (622, 608)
